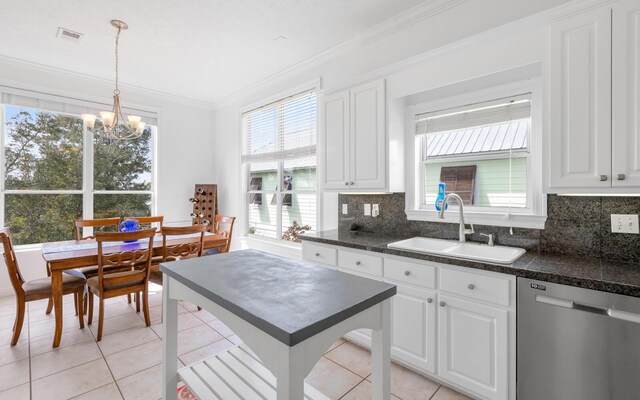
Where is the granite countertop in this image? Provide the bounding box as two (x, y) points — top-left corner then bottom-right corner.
(300, 230), (640, 298)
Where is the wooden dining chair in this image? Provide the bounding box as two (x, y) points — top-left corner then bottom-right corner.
(87, 228), (156, 341)
(74, 217), (121, 240)
(1, 228), (86, 346)
(161, 225), (207, 262)
(124, 216), (164, 233)
(213, 215), (236, 253)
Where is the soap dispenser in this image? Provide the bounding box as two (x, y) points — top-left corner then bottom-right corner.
(435, 182), (448, 212)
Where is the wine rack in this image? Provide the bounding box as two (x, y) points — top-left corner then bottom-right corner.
(190, 184), (218, 233)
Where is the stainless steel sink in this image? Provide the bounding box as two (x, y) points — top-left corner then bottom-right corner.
(387, 237), (525, 264)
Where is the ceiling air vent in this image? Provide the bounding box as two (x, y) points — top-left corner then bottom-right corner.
(56, 27), (83, 42)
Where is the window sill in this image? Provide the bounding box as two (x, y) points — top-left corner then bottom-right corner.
(405, 209), (547, 229)
(239, 235), (302, 260)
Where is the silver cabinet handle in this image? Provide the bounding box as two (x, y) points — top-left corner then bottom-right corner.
(404, 270), (411, 276)
(355, 261), (361, 265)
(427, 298), (433, 303)
(617, 174), (626, 180)
(439, 301), (446, 307)
(315, 253), (320, 257)
(468, 284), (475, 290)
(600, 175), (608, 181)
(345, 181), (349, 186)
(349, 181), (354, 185)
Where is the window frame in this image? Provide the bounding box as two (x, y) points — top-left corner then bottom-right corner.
(405, 79), (546, 229)
(0, 103), (157, 247)
(240, 80), (321, 244)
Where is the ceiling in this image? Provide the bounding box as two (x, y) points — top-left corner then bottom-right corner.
(0, 0), (570, 105)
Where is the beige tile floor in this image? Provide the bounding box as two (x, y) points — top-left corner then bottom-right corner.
(0, 283), (471, 400)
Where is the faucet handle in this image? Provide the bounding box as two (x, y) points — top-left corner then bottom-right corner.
(479, 233), (495, 246)
(464, 224), (474, 235)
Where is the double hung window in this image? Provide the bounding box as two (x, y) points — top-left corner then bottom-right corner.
(242, 90), (317, 241)
(1, 89), (156, 245)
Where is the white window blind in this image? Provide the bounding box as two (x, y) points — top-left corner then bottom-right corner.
(241, 90), (316, 163)
(415, 94), (531, 136)
(1, 86), (158, 125)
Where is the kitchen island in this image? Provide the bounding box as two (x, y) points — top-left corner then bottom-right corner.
(160, 249), (396, 399)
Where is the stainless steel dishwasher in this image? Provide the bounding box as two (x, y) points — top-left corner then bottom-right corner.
(517, 278), (640, 400)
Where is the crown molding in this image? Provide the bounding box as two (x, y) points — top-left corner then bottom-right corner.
(0, 54), (216, 110)
(210, 0), (468, 109)
(212, 0), (614, 110)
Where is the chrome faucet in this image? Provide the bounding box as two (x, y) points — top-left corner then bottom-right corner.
(438, 193), (474, 242)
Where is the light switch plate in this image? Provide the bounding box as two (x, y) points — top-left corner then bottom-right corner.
(342, 204), (348, 215)
(611, 214), (639, 234)
(372, 204), (379, 217)
(364, 204), (371, 216)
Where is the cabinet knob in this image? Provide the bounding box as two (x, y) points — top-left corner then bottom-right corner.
(427, 298), (433, 303)
(468, 284), (475, 290)
(439, 301), (446, 307)
(404, 270), (411, 276)
(345, 181), (349, 186)
(599, 175), (608, 181)
(355, 261), (361, 265)
(349, 181), (354, 186)
(315, 253), (320, 257)
(617, 174), (626, 181)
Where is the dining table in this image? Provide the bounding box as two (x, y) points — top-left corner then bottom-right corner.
(41, 231), (229, 348)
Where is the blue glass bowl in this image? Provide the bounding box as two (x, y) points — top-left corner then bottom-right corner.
(119, 220), (140, 242)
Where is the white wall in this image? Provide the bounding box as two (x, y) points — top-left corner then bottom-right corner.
(211, 1), (576, 246)
(0, 57), (215, 296)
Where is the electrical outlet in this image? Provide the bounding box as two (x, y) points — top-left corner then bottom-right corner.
(611, 214), (640, 234)
(372, 204), (379, 217)
(364, 204), (371, 216)
(342, 204), (348, 215)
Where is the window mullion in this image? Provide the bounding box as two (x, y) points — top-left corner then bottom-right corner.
(0, 106), (5, 228)
(83, 125), (94, 237)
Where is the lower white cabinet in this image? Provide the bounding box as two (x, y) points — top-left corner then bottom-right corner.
(438, 294), (509, 400)
(301, 242), (515, 400)
(391, 284), (437, 374)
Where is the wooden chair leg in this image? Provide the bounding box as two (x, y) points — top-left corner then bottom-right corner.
(73, 293), (78, 316)
(97, 297), (105, 342)
(83, 295), (88, 315)
(197, 306), (202, 311)
(127, 294), (132, 304)
(135, 292), (141, 313)
(45, 296), (53, 315)
(76, 291), (84, 329)
(87, 292), (94, 325)
(11, 298), (25, 346)
(142, 288), (151, 327)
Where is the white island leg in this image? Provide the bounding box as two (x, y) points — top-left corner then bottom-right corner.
(163, 277), (179, 400)
(276, 343), (306, 400)
(371, 299), (391, 400)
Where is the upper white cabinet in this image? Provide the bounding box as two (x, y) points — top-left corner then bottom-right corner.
(321, 80), (386, 190)
(547, 1), (640, 191)
(613, 0), (640, 187)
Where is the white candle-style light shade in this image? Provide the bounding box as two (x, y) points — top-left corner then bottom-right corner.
(99, 111), (116, 128)
(136, 121), (146, 134)
(81, 114), (97, 130)
(127, 115), (142, 130)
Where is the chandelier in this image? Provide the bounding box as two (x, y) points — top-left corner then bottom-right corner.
(81, 20), (145, 140)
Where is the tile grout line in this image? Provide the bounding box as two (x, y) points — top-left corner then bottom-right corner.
(337, 376), (366, 400)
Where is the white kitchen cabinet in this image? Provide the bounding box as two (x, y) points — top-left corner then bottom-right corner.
(548, 1), (640, 191)
(391, 284), (437, 374)
(321, 80), (386, 190)
(612, 0), (640, 187)
(438, 294), (509, 400)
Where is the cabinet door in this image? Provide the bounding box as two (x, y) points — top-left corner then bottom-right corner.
(349, 80), (386, 190)
(391, 284), (437, 374)
(321, 90), (350, 189)
(613, 0), (640, 187)
(438, 294), (508, 400)
(548, 8), (612, 189)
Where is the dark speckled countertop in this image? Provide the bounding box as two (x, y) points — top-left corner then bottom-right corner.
(300, 230), (640, 298)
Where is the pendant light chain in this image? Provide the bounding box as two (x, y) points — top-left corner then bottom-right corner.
(114, 27), (121, 95)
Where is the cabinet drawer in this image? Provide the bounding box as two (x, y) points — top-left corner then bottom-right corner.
(338, 249), (383, 277)
(384, 257), (436, 289)
(439, 267), (511, 307)
(302, 243), (337, 266)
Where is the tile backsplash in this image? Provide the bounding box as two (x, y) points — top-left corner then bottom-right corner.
(337, 193), (640, 262)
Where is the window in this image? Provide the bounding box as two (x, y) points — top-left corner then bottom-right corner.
(407, 81), (545, 229)
(242, 90), (317, 242)
(1, 90), (156, 245)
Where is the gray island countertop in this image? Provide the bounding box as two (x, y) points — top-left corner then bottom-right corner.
(300, 230), (640, 298)
(160, 249), (396, 346)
